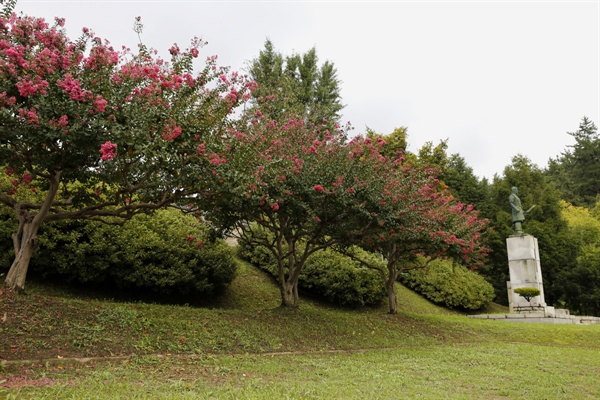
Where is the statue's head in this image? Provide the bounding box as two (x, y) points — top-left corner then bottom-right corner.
(511, 186), (518, 194)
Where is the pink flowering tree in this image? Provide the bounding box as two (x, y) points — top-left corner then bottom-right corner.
(0, 13), (254, 291)
(333, 144), (489, 313)
(197, 113), (384, 307)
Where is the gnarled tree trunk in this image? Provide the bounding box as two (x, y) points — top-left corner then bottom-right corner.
(5, 218), (40, 291)
(4, 171), (61, 292)
(279, 279), (298, 308)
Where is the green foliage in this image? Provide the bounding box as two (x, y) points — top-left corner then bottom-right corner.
(366, 126), (410, 161)
(443, 154), (490, 209)
(248, 39), (343, 127)
(30, 209), (236, 297)
(557, 201), (600, 315)
(0, 204), (14, 269)
(238, 237), (385, 307)
(514, 287), (541, 302)
(416, 139), (450, 171)
(399, 259), (495, 310)
(0, 0), (16, 17)
(300, 249), (386, 307)
(547, 117), (599, 207)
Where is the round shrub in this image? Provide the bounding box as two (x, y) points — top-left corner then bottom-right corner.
(32, 209), (236, 297)
(300, 249), (386, 307)
(399, 259), (495, 310)
(514, 287), (541, 302)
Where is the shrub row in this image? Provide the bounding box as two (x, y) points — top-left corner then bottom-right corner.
(28, 209), (237, 297)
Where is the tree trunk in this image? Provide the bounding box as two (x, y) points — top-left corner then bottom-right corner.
(386, 276), (397, 314)
(4, 221), (39, 291)
(4, 170), (61, 292)
(386, 254), (399, 314)
(280, 279), (298, 308)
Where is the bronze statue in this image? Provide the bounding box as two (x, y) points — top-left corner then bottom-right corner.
(509, 186), (535, 234)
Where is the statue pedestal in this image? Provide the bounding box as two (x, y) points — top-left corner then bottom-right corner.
(506, 234), (547, 312)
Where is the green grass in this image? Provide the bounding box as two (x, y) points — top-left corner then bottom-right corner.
(1, 259), (599, 399)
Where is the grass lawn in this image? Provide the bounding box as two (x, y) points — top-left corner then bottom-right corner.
(2, 260), (600, 399)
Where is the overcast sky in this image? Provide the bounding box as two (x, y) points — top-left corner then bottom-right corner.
(16, 0), (599, 179)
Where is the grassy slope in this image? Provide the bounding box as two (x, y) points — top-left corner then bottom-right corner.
(1, 259), (600, 399)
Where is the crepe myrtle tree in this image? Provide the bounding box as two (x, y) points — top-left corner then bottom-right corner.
(334, 142), (489, 314)
(197, 110), (384, 307)
(0, 13), (255, 291)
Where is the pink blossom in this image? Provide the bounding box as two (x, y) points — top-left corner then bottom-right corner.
(99, 141), (117, 160)
(190, 48), (199, 58)
(169, 44), (180, 56)
(246, 81), (258, 92)
(209, 153), (225, 165)
(18, 108), (39, 125)
(22, 173), (32, 184)
(314, 185), (324, 192)
(50, 115), (69, 129)
(162, 124), (182, 141)
(57, 74), (89, 101)
(16, 78), (49, 97)
(271, 203), (280, 211)
(93, 96), (108, 112)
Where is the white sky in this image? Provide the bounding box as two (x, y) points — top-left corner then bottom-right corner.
(16, 0), (600, 180)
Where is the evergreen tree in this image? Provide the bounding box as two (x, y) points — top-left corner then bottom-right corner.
(547, 117), (599, 207)
(248, 39), (343, 128)
(443, 154), (490, 210)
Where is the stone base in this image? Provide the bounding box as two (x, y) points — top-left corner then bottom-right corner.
(469, 312), (600, 325)
(506, 235), (546, 311)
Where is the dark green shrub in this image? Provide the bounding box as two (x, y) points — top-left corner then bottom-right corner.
(0, 208), (15, 271)
(399, 259), (495, 310)
(300, 249), (385, 307)
(32, 209), (236, 297)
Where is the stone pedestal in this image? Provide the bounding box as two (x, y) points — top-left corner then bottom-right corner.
(506, 234), (546, 312)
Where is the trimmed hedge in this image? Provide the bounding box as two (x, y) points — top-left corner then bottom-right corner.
(399, 258), (494, 310)
(30, 209), (236, 297)
(239, 236), (385, 307)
